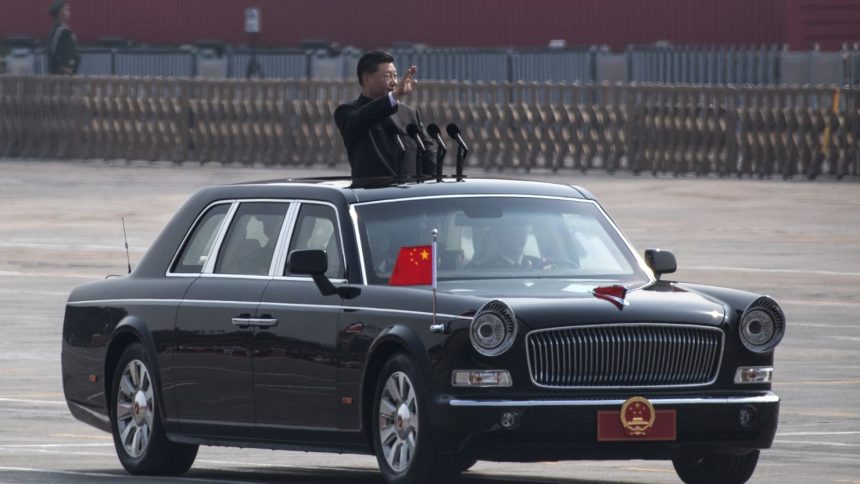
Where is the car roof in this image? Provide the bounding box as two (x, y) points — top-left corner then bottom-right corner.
(229, 176), (593, 204)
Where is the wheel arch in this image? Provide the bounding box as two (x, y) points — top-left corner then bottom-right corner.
(360, 324), (434, 448)
(104, 317), (163, 421)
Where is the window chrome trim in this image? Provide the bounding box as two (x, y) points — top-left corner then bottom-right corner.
(524, 323), (725, 390)
(166, 198), (348, 282)
(269, 203), (300, 276)
(273, 200), (348, 281)
(202, 201), (240, 274)
(349, 204), (368, 285)
(165, 200), (236, 277)
(448, 393), (780, 407)
(207, 199), (294, 276)
(349, 194), (655, 288)
(197, 273), (273, 281)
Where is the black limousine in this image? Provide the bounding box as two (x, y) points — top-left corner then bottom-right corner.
(62, 176), (784, 483)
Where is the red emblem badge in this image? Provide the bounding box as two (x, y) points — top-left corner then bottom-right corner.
(620, 396), (656, 436)
(597, 396), (677, 442)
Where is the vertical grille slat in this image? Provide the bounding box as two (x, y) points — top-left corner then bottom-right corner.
(525, 324), (723, 388)
(556, 331), (564, 385)
(562, 329), (571, 385)
(575, 330), (584, 385)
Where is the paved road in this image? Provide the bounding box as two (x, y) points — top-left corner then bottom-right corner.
(0, 161), (858, 483)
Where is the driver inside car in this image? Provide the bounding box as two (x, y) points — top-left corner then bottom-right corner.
(472, 223), (543, 269)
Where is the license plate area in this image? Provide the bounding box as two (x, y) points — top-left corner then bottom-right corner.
(597, 408), (677, 442)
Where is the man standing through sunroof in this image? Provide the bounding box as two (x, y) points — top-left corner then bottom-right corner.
(334, 50), (436, 179)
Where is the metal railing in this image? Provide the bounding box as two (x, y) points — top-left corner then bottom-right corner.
(7, 44), (860, 85)
(1, 75), (858, 179)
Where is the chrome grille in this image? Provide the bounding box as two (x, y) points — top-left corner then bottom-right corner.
(526, 324), (723, 388)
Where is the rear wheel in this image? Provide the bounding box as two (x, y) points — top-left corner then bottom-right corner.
(110, 343), (198, 475)
(372, 352), (459, 484)
(672, 450), (760, 484)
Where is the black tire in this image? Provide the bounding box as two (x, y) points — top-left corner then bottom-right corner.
(672, 450), (760, 484)
(110, 343), (198, 475)
(371, 352), (459, 484)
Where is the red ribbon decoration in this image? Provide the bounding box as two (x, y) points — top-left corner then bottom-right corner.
(592, 284), (627, 309)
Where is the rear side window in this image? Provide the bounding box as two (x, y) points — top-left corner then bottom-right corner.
(172, 203), (230, 274)
(215, 202), (290, 276)
(285, 204), (343, 279)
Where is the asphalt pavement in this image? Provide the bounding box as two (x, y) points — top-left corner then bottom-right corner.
(0, 160), (858, 483)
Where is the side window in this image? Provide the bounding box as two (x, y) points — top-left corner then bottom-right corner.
(172, 203), (230, 274)
(215, 202), (289, 276)
(286, 204), (343, 279)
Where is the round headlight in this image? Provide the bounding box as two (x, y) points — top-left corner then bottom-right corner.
(739, 297), (785, 353)
(470, 300), (517, 357)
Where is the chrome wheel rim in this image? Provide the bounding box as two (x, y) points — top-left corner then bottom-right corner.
(378, 371), (419, 473)
(115, 359), (154, 458)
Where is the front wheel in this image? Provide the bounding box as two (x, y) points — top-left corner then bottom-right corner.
(110, 343), (198, 475)
(372, 352), (459, 484)
(672, 450), (760, 484)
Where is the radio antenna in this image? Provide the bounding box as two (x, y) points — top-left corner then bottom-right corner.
(121, 217), (132, 274)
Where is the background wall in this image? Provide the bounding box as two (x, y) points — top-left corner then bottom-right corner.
(784, 0), (860, 50)
(0, 0), (814, 50)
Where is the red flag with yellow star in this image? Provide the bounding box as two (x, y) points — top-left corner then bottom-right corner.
(389, 245), (433, 286)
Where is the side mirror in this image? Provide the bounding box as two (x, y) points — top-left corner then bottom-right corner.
(644, 248), (676, 281)
(287, 250), (360, 299)
(288, 249), (328, 275)
(288, 249), (337, 296)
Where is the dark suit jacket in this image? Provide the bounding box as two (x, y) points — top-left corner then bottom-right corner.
(334, 94), (436, 179)
(48, 23), (80, 75)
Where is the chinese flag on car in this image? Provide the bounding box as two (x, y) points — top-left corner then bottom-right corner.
(389, 245), (433, 286)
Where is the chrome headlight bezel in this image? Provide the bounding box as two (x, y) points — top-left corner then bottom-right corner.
(470, 300), (517, 357)
(739, 296), (785, 353)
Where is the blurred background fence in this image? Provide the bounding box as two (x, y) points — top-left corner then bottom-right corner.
(5, 44), (860, 86)
(2, 75), (858, 179)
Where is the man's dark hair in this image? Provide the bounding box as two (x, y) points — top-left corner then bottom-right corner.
(49, 0), (67, 18)
(356, 50), (394, 85)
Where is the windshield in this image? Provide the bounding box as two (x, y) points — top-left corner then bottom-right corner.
(355, 196), (650, 285)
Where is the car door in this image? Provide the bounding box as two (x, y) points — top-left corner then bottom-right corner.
(254, 201), (344, 438)
(174, 200), (291, 438)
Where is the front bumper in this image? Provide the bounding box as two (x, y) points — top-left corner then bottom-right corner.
(434, 393), (779, 461)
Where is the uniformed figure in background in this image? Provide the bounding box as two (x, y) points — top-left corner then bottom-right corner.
(47, 0), (80, 75)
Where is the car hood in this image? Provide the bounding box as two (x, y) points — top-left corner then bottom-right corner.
(439, 279), (726, 328)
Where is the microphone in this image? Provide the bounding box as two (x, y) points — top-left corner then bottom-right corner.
(387, 125), (405, 153)
(427, 124), (446, 181)
(406, 123), (428, 180)
(447, 123), (469, 180)
(446, 123), (469, 152)
(426, 123), (446, 151)
(386, 125), (406, 178)
(406, 123), (426, 152)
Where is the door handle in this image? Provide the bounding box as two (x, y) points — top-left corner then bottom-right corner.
(231, 315), (277, 328)
(246, 318), (278, 328)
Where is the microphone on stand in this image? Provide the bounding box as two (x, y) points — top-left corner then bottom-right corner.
(446, 123), (469, 151)
(406, 123), (427, 181)
(446, 123), (470, 180)
(387, 124), (406, 178)
(426, 123), (446, 181)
